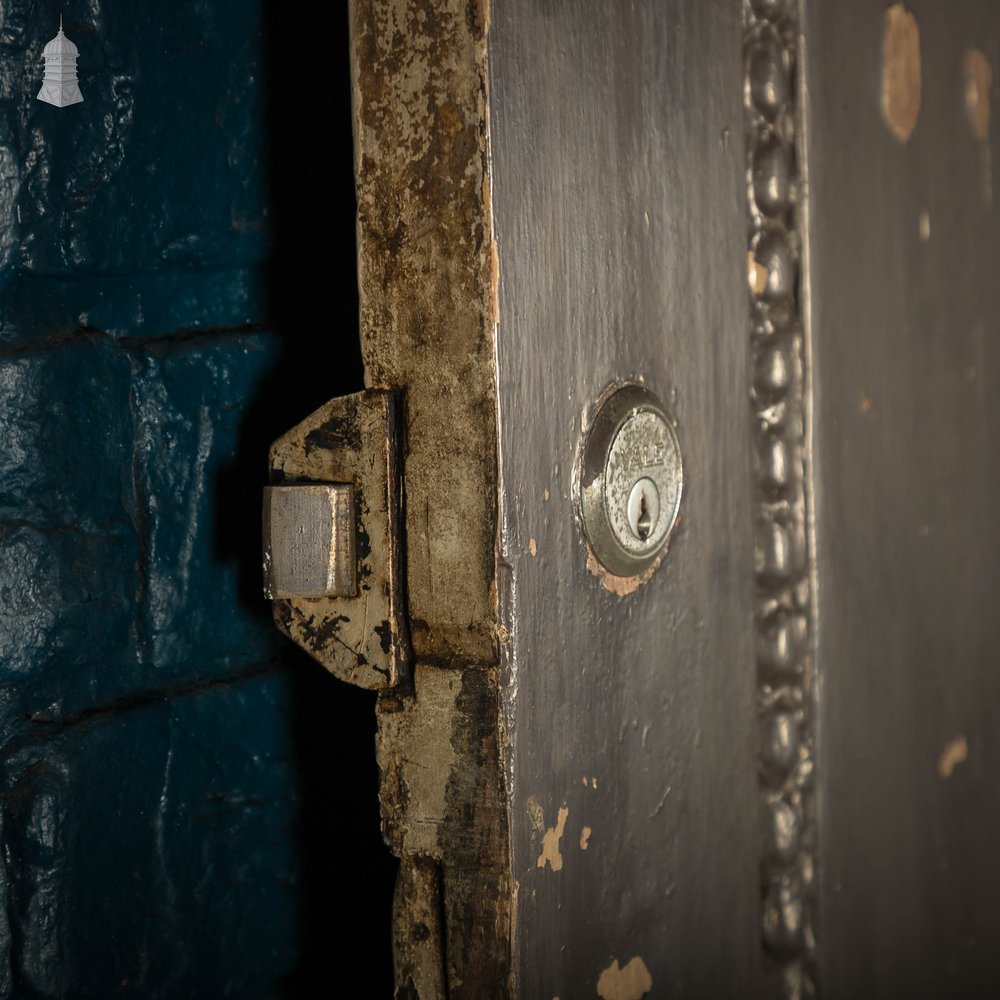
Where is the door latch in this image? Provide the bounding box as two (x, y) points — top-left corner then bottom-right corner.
(262, 389), (409, 690)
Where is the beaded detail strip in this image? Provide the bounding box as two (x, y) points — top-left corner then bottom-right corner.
(743, 1), (818, 996)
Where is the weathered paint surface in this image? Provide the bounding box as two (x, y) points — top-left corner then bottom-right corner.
(595, 957), (653, 1000)
(0, 0), (393, 994)
(937, 736), (969, 780)
(351, 1), (1000, 996)
(351, 0), (498, 664)
(269, 390), (410, 690)
(964, 48), (994, 207)
(881, 4), (922, 143)
(963, 49), (992, 141)
(392, 857), (447, 997)
(351, 1), (510, 995)
(376, 664), (508, 996)
(489, 0), (758, 994)
(806, 0), (1000, 993)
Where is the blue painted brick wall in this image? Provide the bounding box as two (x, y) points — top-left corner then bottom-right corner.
(0, 2), (392, 995)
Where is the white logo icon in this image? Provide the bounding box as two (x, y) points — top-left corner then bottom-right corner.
(38, 17), (83, 107)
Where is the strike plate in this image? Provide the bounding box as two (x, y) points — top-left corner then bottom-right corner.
(266, 389), (409, 690)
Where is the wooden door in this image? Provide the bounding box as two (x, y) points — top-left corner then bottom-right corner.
(326, 1), (1000, 995)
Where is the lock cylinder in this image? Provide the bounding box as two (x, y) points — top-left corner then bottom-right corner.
(578, 383), (683, 579)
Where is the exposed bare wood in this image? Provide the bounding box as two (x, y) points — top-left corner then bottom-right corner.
(377, 666), (509, 996)
(392, 858), (447, 999)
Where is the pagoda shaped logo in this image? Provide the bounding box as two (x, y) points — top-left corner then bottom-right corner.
(37, 17), (83, 107)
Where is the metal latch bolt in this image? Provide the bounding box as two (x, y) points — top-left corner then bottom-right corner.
(261, 389), (409, 690)
(262, 484), (356, 599)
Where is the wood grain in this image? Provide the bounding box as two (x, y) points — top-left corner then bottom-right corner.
(488, 1), (758, 994)
(805, 1), (1000, 993)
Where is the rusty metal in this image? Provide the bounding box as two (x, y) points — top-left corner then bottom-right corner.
(266, 389), (409, 690)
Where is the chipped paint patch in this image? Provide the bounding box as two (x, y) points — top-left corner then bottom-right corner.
(586, 549), (663, 596)
(536, 805), (569, 872)
(938, 736), (968, 779)
(526, 796), (545, 837)
(543, 489), (550, 502)
(964, 50), (992, 141)
(529, 537), (538, 557)
(964, 50), (994, 207)
(747, 250), (768, 296)
(352, 0), (499, 664)
(596, 956), (653, 1000)
(580, 826), (592, 850)
(377, 664), (460, 858)
(881, 4), (921, 143)
(918, 211), (930, 242)
(485, 237), (501, 327)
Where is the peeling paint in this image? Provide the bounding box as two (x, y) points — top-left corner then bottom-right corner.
(586, 549), (662, 597)
(580, 826), (591, 851)
(527, 796), (545, 837)
(353, 0), (499, 664)
(964, 50), (993, 207)
(353, 1), (511, 990)
(269, 392), (407, 689)
(938, 736), (968, 779)
(596, 956), (653, 1000)
(377, 665), (509, 991)
(529, 537), (538, 557)
(881, 4), (921, 143)
(485, 237), (501, 328)
(747, 250), (768, 296)
(964, 50), (992, 142)
(393, 858), (446, 997)
(536, 805), (569, 872)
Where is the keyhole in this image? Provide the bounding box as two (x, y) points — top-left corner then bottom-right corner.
(626, 477), (660, 544)
(636, 490), (652, 540)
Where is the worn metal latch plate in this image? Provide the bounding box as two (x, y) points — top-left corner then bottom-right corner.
(263, 389), (409, 690)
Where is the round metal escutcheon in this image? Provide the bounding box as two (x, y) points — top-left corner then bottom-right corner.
(579, 383), (683, 579)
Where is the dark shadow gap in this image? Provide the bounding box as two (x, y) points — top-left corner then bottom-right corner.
(217, 1), (397, 995)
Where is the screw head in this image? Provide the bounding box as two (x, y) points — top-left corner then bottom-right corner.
(579, 384), (683, 579)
